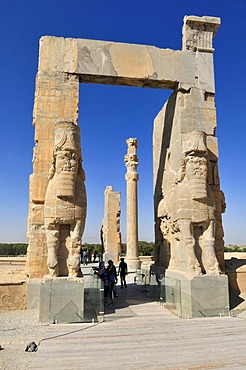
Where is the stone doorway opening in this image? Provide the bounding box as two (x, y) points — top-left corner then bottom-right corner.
(79, 83), (172, 245)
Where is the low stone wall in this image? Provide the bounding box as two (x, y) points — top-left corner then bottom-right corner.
(225, 253), (246, 294)
(0, 260), (27, 310)
(0, 281), (27, 310)
(0, 256), (26, 265)
(139, 255), (154, 263)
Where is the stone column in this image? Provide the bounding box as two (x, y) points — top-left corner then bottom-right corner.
(102, 186), (121, 263)
(124, 138), (140, 271)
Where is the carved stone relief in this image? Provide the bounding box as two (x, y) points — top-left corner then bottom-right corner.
(44, 121), (86, 277)
(157, 130), (223, 278)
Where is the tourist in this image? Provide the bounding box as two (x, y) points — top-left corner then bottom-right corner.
(93, 250), (97, 262)
(81, 250), (87, 265)
(93, 261), (109, 305)
(106, 260), (117, 305)
(118, 257), (128, 288)
(87, 250), (92, 263)
(83, 251), (87, 266)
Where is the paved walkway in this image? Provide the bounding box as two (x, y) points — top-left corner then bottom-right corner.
(29, 272), (246, 370)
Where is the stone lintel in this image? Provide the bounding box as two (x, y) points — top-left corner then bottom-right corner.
(39, 36), (199, 90)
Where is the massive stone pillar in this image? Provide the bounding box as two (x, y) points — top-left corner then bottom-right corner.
(101, 186), (121, 263)
(26, 38), (86, 278)
(44, 121), (86, 277)
(124, 138), (140, 271)
(153, 16), (225, 277)
(152, 16), (229, 317)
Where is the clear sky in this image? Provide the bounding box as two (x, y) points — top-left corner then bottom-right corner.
(0, 0), (245, 245)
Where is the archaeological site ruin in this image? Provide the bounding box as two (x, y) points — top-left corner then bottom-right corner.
(101, 186), (121, 264)
(25, 15), (229, 318)
(124, 138), (140, 271)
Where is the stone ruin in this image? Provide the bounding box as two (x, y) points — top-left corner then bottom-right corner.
(124, 138), (140, 271)
(101, 186), (121, 263)
(26, 14), (227, 304)
(156, 130), (224, 278)
(153, 16), (226, 279)
(44, 121), (86, 277)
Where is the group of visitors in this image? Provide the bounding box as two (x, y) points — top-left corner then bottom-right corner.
(81, 250), (98, 265)
(93, 258), (128, 305)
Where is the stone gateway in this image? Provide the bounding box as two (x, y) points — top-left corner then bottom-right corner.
(26, 14), (226, 300)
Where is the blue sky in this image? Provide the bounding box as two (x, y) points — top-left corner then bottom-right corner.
(0, 0), (245, 245)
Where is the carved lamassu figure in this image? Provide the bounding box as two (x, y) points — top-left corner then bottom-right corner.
(158, 130), (221, 278)
(44, 121), (86, 277)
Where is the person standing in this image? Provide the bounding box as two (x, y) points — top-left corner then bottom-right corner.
(118, 257), (128, 289)
(93, 250), (97, 262)
(106, 260), (117, 305)
(93, 261), (109, 305)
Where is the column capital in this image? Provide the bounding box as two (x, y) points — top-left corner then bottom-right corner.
(182, 15), (221, 52)
(124, 137), (139, 175)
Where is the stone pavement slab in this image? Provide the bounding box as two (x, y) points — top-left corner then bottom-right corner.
(29, 273), (246, 370)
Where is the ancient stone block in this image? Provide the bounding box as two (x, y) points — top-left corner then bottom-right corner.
(39, 36), (78, 73)
(0, 282), (26, 310)
(102, 186), (121, 263)
(29, 173), (49, 203)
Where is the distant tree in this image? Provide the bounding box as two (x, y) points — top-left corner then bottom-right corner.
(138, 241), (154, 256)
(121, 243), (126, 255)
(0, 243), (28, 256)
(80, 240), (154, 258)
(224, 245), (246, 252)
(119, 241), (154, 256)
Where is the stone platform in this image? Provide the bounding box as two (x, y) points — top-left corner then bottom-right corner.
(39, 277), (84, 324)
(164, 270), (230, 318)
(28, 271), (246, 369)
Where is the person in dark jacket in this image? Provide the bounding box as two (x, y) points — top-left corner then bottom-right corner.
(93, 261), (109, 304)
(106, 260), (117, 305)
(118, 257), (128, 288)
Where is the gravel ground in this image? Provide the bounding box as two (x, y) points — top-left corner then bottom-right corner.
(0, 309), (47, 370)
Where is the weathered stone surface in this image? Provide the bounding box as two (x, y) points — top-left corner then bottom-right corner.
(44, 121), (86, 277)
(152, 16), (225, 279)
(157, 130), (223, 278)
(27, 70), (81, 279)
(124, 138), (140, 271)
(27, 15), (225, 284)
(102, 186), (121, 263)
(39, 37), (78, 73)
(225, 253), (246, 294)
(182, 15), (220, 52)
(37, 15), (220, 93)
(40, 35), (197, 90)
(0, 282), (26, 310)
